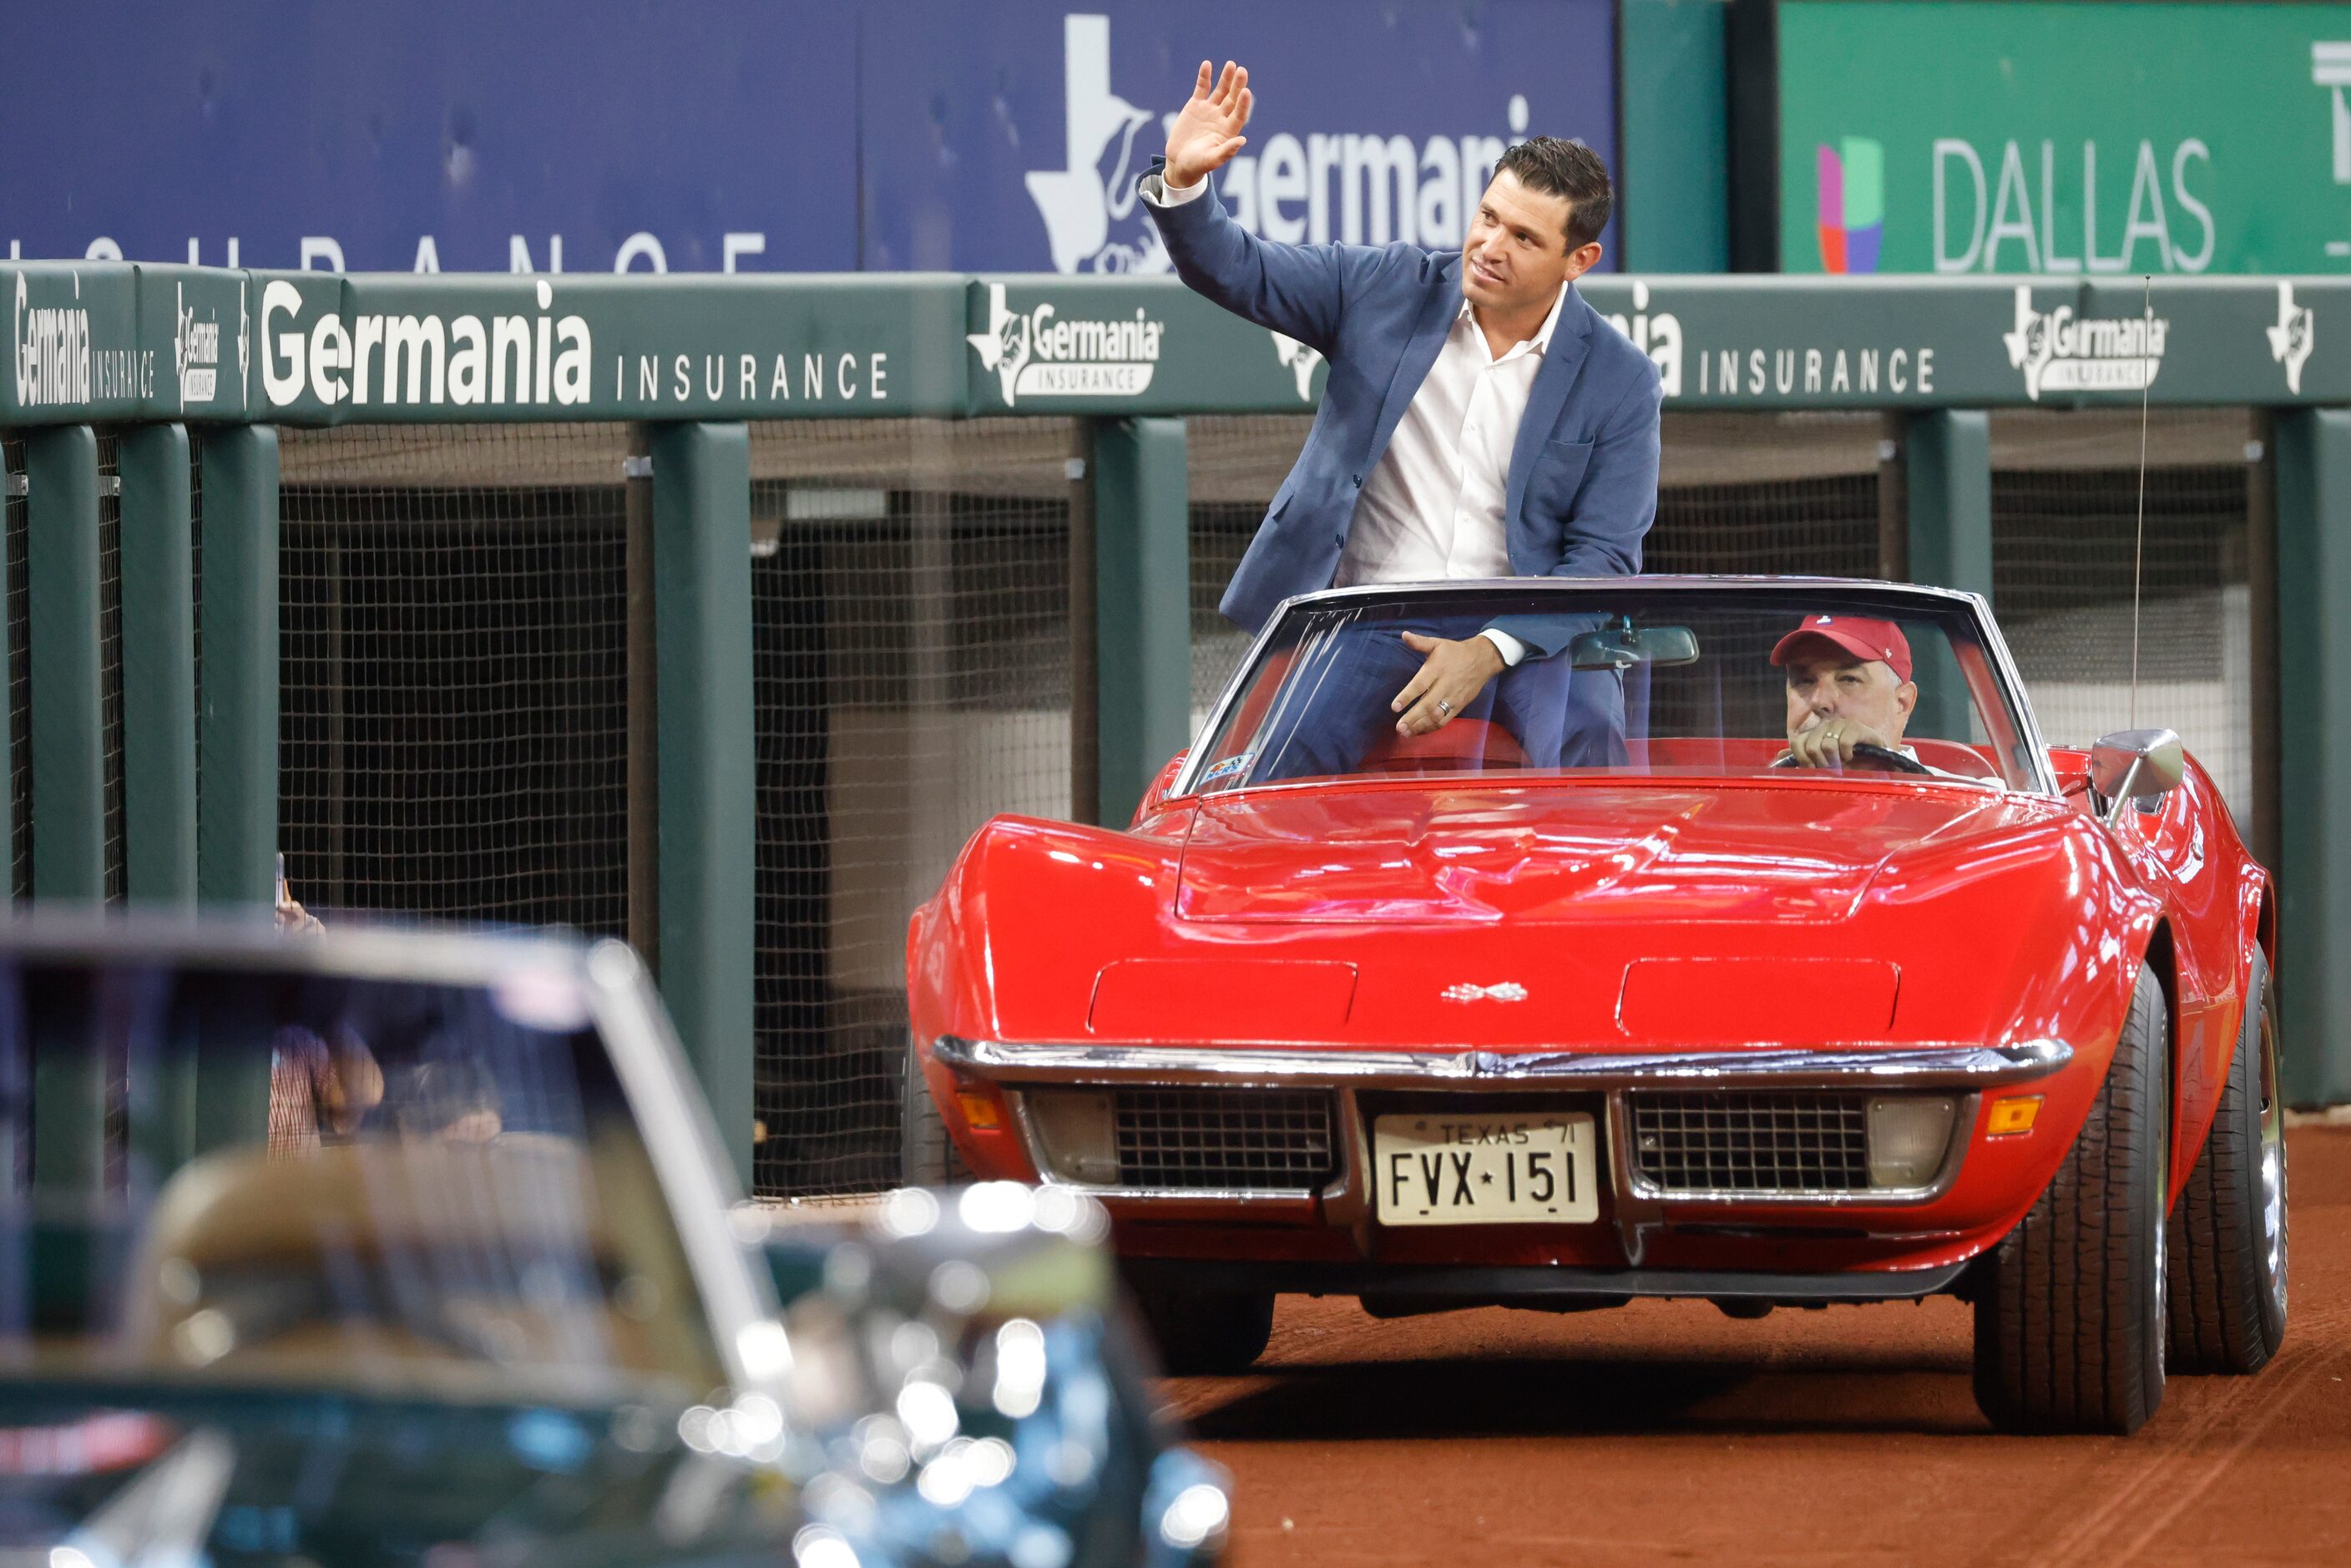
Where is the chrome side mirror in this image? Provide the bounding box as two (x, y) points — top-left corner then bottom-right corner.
(1133, 751), (1188, 824)
(2089, 728), (2185, 822)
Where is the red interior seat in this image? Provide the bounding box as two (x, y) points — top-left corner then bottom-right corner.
(1358, 718), (1529, 775)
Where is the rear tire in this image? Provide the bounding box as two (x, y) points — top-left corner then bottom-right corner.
(1973, 969), (2171, 1434)
(1137, 1290), (1276, 1376)
(900, 1034), (969, 1187)
(2166, 948), (2289, 1373)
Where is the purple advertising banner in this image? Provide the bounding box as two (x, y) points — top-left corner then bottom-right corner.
(0, 2), (1616, 275)
(857, 1), (1620, 272)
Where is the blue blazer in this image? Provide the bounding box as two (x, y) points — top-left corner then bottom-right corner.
(1145, 162), (1662, 659)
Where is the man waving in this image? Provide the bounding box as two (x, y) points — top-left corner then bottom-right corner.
(1145, 62), (1661, 767)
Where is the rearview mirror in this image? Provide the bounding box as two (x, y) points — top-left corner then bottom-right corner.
(2089, 728), (2185, 821)
(1568, 625), (1700, 671)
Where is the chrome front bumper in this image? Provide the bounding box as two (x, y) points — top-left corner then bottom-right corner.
(933, 1037), (2072, 1248)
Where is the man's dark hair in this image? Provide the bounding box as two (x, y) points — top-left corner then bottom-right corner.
(1494, 137), (1613, 250)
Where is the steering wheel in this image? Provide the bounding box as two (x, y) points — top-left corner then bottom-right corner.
(1773, 742), (1933, 776)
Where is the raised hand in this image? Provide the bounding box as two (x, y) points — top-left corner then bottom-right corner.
(1165, 60), (1253, 189)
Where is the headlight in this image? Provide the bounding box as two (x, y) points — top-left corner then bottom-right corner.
(1866, 1095), (1958, 1188)
(1026, 1090), (1118, 1185)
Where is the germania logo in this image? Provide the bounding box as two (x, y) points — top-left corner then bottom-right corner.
(2269, 281), (2316, 394)
(260, 276), (591, 409)
(1021, 13), (1539, 273)
(174, 283), (221, 407)
(1816, 137), (1884, 274)
(13, 273), (92, 409)
(1600, 281), (1684, 396)
(2001, 287), (2167, 401)
(966, 282), (1164, 405)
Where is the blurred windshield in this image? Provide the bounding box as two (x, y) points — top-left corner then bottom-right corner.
(1187, 585), (2044, 794)
(0, 953), (726, 1406)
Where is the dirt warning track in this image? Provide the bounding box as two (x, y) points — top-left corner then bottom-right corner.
(1159, 1125), (2351, 1567)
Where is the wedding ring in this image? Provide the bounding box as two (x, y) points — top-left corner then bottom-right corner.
(1435, 698), (1453, 717)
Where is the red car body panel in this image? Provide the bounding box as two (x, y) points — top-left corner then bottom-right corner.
(905, 601), (2272, 1302)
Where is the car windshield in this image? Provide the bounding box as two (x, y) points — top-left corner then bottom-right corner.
(0, 952), (728, 1408)
(1187, 584), (2044, 795)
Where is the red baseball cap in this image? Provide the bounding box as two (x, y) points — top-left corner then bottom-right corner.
(1771, 615), (1914, 683)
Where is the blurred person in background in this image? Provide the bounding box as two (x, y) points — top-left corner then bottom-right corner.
(268, 860), (383, 1156)
(397, 1053), (505, 1145)
(268, 1020), (385, 1159)
(1145, 60), (1661, 768)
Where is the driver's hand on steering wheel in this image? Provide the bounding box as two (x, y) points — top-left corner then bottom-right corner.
(1787, 714), (1893, 768)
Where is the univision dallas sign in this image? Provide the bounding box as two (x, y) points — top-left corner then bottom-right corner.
(1776, 1), (2351, 276)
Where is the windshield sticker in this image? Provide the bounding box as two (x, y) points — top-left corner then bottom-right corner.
(1197, 751), (1256, 787)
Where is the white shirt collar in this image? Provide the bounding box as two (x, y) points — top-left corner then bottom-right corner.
(1458, 279), (1573, 360)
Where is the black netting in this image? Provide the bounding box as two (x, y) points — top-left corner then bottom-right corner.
(748, 419), (1073, 1196)
(276, 426), (629, 934)
(1650, 413), (1885, 579)
(5, 437), (25, 901)
(99, 433), (124, 905)
(190, 442), (202, 842)
(1991, 410), (2256, 822)
(1187, 416), (1312, 713)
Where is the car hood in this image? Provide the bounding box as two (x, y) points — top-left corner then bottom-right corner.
(0, 1385), (791, 1567)
(1176, 779), (2018, 924)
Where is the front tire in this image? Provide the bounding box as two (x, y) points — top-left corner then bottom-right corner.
(900, 1034), (970, 1187)
(1973, 969), (2172, 1434)
(1137, 1290), (1275, 1376)
(2166, 948), (2288, 1373)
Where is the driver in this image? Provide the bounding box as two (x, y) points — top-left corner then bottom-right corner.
(1772, 615), (1923, 769)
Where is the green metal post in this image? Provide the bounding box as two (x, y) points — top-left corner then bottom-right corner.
(195, 427), (279, 910)
(1620, 0), (1731, 272)
(1091, 417), (1192, 827)
(650, 422), (755, 1186)
(1903, 410), (1993, 741)
(24, 425), (104, 903)
(185, 426), (280, 1153)
(23, 427), (105, 1192)
(119, 424), (198, 908)
(2272, 410), (2351, 1107)
(1903, 411), (1993, 597)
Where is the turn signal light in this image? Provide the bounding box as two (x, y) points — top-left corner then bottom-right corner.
(955, 1090), (1004, 1130)
(1986, 1095), (2042, 1136)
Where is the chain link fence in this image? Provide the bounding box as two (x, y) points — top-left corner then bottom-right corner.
(748, 418), (1074, 1194)
(99, 433), (124, 905)
(1650, 412), (1889, 578)
(275, 425), (633, 935)
(4, 436), (26, 903)
(1990, 409), (2258, 824)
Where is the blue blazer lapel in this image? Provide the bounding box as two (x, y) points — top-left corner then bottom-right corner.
(1504, 287), (1596, 527)
(1366, 262), (1466, 467)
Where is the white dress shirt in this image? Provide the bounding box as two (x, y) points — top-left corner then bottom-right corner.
(1149, 171), (1560, 666)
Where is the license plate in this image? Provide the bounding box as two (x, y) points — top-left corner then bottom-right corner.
(1373, 1112), (1600, 1226)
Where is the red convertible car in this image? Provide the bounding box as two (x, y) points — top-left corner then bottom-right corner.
(904, 579), (2287, 1434)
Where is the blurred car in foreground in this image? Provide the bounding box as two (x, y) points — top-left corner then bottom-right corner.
(0, 921), (1226, 1565)
(908, 577), (2285, 1435)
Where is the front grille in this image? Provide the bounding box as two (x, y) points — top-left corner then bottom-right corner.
(1629, 1091), (1871, 1194)
(1114, 1088), (1338, 1191)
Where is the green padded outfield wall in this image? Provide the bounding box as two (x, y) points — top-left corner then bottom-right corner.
(4, 261), (2346, 422)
